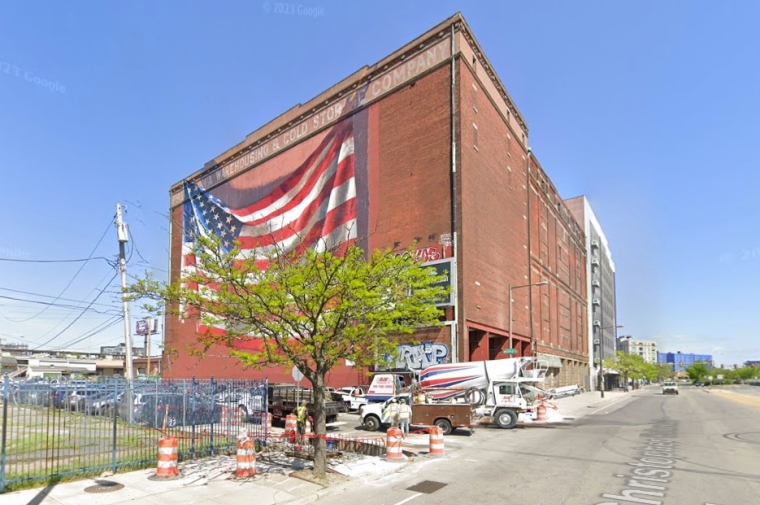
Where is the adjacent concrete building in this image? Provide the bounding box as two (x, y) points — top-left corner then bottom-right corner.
(619, 336), (659, 364)
(566, 196), (617, 390)
(165, 13), (589, 388)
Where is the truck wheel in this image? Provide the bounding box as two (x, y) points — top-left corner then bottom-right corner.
(434, 418), (453, 436)
(495, 409), (518, 429)
(364, 415), (381, 432)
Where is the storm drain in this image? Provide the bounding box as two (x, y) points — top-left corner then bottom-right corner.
(406, 480), (448, 494)
(84, 480), (125, 493)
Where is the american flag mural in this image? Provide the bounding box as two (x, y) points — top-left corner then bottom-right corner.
(180, 107), (369, 341)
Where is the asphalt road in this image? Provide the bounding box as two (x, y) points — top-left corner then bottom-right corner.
(317, 387), (760, 505)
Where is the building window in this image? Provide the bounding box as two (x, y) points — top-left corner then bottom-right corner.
(473, 123), (478, 151)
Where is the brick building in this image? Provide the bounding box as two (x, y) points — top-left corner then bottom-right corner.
(164, 13), (589, 388)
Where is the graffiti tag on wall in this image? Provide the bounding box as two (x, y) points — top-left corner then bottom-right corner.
(414, 247), (441, 262)
(396, 342), (449, 370)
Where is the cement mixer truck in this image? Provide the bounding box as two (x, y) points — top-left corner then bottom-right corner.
(416, 357), (556, 429)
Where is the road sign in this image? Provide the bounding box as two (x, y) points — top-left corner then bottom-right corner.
(503, 348), (518, 355)
(291, 367), (304, 382)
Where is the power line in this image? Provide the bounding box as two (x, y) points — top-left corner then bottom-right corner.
(26, 268), (119, 341)
(0, 220), (115, 323)
(0, 287), (117, 309)
(0, 256), (113, 264)
(0, 295), (120, 315)
(128, 227), (169, 273)
(32, 271), (119, 350)
(54, 315), (124, 350)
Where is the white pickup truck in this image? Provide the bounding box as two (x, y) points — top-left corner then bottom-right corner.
(335, 387), (369, 412)
(661, 382), (679, 395)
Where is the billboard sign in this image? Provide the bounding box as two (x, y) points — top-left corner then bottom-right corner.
(135, 319), (150, 336)
(423, 257), (456, 307)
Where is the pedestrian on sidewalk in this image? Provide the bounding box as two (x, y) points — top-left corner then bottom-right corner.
(398, 398), (412, 436)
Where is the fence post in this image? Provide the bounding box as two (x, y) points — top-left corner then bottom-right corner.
(111, 379), (118, 474)
(190, 377), (197, 460)
(210, 377), (215, 456)
(1, 373), (10, 493)
(264, 379), (269, 444)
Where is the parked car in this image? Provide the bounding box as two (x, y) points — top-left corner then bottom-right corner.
(134, 393), (222, 428)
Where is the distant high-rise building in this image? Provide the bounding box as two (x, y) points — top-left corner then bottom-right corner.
(566, 196), (617, 390)
(657, 351), (713, 373)
(618, 336), (659, 364)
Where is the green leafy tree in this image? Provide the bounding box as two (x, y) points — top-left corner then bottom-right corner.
(604, 351), (653, 386)
(656, 364), (675, 381)
(686, 361), (711, 382)
(130, 233), (448, 477)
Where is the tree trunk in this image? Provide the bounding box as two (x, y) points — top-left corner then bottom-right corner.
(312, 373), (327, 476)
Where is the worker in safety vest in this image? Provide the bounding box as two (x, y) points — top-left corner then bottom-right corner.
(296, 400), (308, 435)
(397, 398), (412, 435)
(383, 398), (400, 427)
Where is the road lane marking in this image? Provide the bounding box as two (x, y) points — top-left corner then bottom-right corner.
(589, 395), (633, 416)
(394, 493), (422, 505)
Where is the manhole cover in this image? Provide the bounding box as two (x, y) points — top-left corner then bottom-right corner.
(406, 480), (448, 494)
(724, 432), (760, 445)
(84, 480), (125, 493)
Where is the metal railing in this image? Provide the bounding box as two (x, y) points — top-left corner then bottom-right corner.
(0, 375), (268, 493)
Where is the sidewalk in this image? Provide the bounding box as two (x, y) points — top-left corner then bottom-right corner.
(550, 388), (643, 420)
(0, 389), (644, 504)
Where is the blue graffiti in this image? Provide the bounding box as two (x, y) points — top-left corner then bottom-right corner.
(396, 342), (449, 370)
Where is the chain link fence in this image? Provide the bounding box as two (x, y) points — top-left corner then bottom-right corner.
(0, 375), (268, 493)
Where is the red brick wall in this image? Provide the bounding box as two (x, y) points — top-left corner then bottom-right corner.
(528, 159), (588, 362)
(368, 65), (452, 259)
(457, 60), (532, 355)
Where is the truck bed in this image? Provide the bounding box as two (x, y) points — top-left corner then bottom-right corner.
(413, 403), (474, 434)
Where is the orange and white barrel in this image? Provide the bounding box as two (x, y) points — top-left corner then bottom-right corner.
(305, 419), (312, 435)
(234, 407), (245, 426)
(429, 426), (444, 457)
(284, 414), (297, 434)
(236, 438), (256, 478)
(266, 412), (273, 430)
(220, 405), (230, 426)
(386, 427), (404, 461)
(536, 403), (547, 422)
(155, 437), (179, 478)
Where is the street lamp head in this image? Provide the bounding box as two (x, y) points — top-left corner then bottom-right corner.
(536, 281), (549, 286)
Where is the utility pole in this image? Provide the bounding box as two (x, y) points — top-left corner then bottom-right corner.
(115, 203), (134, 423)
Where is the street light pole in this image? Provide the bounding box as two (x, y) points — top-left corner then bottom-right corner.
(508, 281), (549, 356)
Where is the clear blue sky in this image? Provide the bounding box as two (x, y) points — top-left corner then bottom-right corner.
(1, 1), (758, 366)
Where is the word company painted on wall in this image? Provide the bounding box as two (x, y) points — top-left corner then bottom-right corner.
(171, 36), (451, 207)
